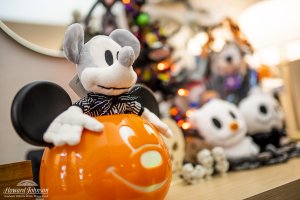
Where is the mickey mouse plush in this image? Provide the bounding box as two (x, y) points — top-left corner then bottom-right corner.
(43, 23), (172, 146)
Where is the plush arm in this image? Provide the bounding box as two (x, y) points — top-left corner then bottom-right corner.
(43, 106), (103, 146)
(141, 108), (173, 138)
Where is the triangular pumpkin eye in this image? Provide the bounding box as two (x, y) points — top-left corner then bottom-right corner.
(212, 117), (222, 129)
(105, 50), (114, 66)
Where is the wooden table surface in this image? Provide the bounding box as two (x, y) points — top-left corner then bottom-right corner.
(166, 158), (300, 200)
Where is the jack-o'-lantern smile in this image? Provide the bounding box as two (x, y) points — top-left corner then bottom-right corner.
(106, 166), (169, 193)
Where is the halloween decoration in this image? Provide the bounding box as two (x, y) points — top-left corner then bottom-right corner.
(83, 0), (128, 40)
(196, 149), (214, 179)
(190, 99), (259, 160)
(162, 118), (185, 173)
(238, 88), (292, 165)
(212, 147), (229, 175)
(184, 135), (212, 164)
(205, 42), (258, 104)
(11, 82), (173, 199)
(239, 88), (285, 152)
(180, 163), (206, 185)
(43, 23), (172, 147)
(40, 114), (172, 200)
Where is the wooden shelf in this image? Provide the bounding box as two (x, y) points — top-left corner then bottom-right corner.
(166, 158), (300, 200)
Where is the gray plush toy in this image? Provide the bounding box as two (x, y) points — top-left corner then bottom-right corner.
(43, 23), (172, 146)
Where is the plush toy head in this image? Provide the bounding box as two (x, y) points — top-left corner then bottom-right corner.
(239, 89), (284, 134)
(210, 42), (247, 77)
(190, 99), (247, 147)
(63, 23), (140, 96)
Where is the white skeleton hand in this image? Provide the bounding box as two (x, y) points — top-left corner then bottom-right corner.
(43, 106), (103, 146)
(142, 108), (173, 138)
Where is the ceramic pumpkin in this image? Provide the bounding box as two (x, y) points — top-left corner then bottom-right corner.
(40, 114), (172, 200)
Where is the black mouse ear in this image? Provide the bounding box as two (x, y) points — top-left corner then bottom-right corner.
(11, 81), (72, 147)
(130, 84), (160, 117)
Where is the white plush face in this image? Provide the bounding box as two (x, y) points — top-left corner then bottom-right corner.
(190, 99), (247, 147)
(211, 43), (245, 76)
(78, 36), (137, 96)
(239, 93), (284, 134)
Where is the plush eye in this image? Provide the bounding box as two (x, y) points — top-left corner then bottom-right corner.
(116, 51), (119, 60)
(259, 104), (268, 115)
(229, 111), (236, 119)
(105, 50), (114, 66)
(212, 117), (222, 129)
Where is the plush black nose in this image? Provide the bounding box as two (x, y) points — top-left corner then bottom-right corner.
(226, 56), (233, 63)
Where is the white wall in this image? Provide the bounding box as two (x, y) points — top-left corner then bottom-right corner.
(0, 26), (78, 164)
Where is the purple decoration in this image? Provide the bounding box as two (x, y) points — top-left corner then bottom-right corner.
(224, 73), (243, 91)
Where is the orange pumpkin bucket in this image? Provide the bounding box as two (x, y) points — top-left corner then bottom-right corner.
(40, 114), (172, 200)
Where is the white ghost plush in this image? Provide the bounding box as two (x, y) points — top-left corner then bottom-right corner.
(239, 89), (285, 151)
(190, 99), (259, 159)
(239, 89), (284, 134)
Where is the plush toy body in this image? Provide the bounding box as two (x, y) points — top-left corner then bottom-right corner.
(74, 90), (144, 116)
(43, 24), (171, 146)
(239, 89), (285, 152)
(190, 99), (259, 159)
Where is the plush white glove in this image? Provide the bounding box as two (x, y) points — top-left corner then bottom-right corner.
(43, 106), (103, 146)
(142, 108), (173, 138)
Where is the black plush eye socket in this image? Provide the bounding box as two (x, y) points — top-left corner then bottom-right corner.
(229, 111), (236, 119)
(259, 104), (268, 114)
(116, 51), (119, 60)
(212, 117), (222, 129)
(105, 50), (114, 66)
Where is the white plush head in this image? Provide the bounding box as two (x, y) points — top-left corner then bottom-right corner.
(239, 89), (284, 134)
(210, 42), (246, 76)
(190, 99), (247, 147)
(63, 23), (140, 96)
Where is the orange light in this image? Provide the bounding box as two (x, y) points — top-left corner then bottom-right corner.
(170, 108), (179, 116)
(170, 64), (177, 72)
(121, 0), (131, 4)
(185, 109), (195, 117)
(177, 89), (189, 96)
(157, 63), (166, 71)
(177, 119), (184, 127)
(182, 122), (191, 130)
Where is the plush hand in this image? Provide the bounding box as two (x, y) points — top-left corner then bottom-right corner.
(43, 106), (103, 146)
(142, 108), (173, 138)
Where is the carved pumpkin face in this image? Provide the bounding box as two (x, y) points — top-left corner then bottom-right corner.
(40, 114), (172, 200)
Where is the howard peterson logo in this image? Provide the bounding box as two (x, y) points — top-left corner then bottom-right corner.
(2, 180), (48, 198)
